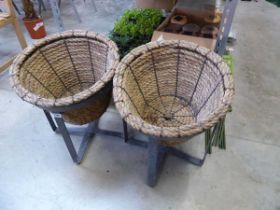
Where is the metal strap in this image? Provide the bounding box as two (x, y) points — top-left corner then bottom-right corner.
(215, 0), (239, 55)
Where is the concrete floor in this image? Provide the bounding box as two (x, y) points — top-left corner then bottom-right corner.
(0, 1), (280, 210)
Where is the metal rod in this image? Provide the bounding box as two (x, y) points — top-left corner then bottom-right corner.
(90, 0), (97, 11)
(48, 0), (64, 31)
(215, 0), (239, 55)
(127, 138), (148, 148)
(165, 147), (204, 166)
(54, 114), (78, 163)
(43, 109), (221, 187)
(38, 0), (46, 13)
(12, 0), (21, 15)
(69, 0), (82, 23)
(43, 110), (57, 132)
(122, 120), (128, 143)
(147, 137), (161, 187)
(76, 122), (95, 163)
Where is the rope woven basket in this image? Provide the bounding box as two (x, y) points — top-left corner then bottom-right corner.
(10, 30), (119, 125)
(113, 40), (234, 144)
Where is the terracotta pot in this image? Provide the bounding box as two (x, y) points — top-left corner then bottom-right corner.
(164, 23), (182, 33)
(170, 15), (188, 26)
(23, 17), (46, 39)
(201, 25), (219, 39)
(182, 24), (200, 36)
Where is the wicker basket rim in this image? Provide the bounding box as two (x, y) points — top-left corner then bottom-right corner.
(113, 40), (234, 138)
(9, 30), (120, 109)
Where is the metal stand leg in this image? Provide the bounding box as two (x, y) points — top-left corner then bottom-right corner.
(165, 146), (205, 166)
(48, 0), (64, 31)
(69, 0), (82, 23)
(12, 0), (21, 15)
(122, 121), (219, 186)
(147, 137), (164, 187)
(41, 0), (47, 11)
(82, 0), (97, 10)
(215, 0), (239, 55)
(54, 114), (77, 163)
(145, 140), (210, 187)
(38, 0), (47, 14)
(53, 113), (94, 164)
(90, 0), (97, 11)
(123, 120), (128, 143)
(205, 129), (212, 154)
(41, 110), (218, 186)
(43, 110), (57, 132)
(76, 122), (96, 163)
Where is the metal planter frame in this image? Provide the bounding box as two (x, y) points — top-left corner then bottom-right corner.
(43, 104), (219, 186)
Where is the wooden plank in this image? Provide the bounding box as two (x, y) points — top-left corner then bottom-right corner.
(0, 16), (12, 27)
(12, 19), (27, 49)
(0, 13), (10, 18)
(0, 0), (27, 73)
(0, 56), (15, 73)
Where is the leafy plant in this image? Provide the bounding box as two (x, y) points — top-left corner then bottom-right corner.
(109, 9), (163, 58)
(266, 0), (280, 7)
(109, 32), (151, 58)
(22, 0), (39, 20)
(113, 9), (163, 37)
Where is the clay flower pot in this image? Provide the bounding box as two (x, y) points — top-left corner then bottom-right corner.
(182, 23), (200, 36)
(201, 25), (219, 39)
(23, 17), (46, 39)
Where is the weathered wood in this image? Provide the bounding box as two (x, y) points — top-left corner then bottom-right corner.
(0, 57), (14, 73)
(0, 0), (27, 73)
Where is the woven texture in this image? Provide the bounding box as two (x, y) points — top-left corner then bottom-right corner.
(10, 30), (119, 125)
(113, 40), (234, 142)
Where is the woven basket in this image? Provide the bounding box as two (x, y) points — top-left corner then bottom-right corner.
(10, 30), (119, 125)
(113, 40), (234, 143)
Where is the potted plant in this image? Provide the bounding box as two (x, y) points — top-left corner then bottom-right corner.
(109, 9), (163, 58)
(22, 0), (46, 39)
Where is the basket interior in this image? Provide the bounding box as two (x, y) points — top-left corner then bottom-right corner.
(121, 45), (225, 127)
(19, 37), (116, 99)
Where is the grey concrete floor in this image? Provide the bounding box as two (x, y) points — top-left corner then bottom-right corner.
(1, 1), (280, 210)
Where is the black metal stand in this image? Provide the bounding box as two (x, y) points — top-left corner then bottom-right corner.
(43, 110), (216, 186)
(44, 110), (95, 164)
(54, 114), (96, 164)
(144, 133), (216, 186)
(147, 138), (165, 186)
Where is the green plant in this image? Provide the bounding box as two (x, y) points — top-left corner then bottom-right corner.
(110, 8), (163, 58)
(113, 9), (163, 37)
(109, 32), (151, 58)
(22, 0), (38, 20)
(266, 0), (280, 7)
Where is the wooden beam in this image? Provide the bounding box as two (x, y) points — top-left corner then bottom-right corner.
(0, 0), (27, 73)
(12, 18), (27, 49)
(0, 16), (13, 27)
(0, 57), (15, 73)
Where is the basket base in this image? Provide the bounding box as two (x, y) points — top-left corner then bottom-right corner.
(62, 92), (111, 125)
(142, 96), (196, 128)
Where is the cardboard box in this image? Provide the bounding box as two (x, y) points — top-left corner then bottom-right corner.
(136, 0), (176, 11)
(151, 8), (221, 50)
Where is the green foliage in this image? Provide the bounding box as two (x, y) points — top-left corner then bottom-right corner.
(110, 9), (163, 58)
(113, 9), (163, 37)
(223, 54), (234, 75)
(266, 0), (280, 7)
(109, 32), (151, 58)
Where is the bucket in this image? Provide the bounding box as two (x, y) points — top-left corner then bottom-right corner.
(23, 17), (46, 39)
